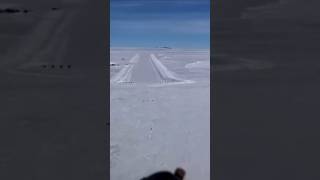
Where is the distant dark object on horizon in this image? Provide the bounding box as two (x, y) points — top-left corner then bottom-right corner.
(141, 167), (186, 180)
(160, 46), (172, 49)
(110, 62), (119, 66)
(51, 7), (60, 11)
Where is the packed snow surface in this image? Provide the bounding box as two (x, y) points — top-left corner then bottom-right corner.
(185, 61), (210, 69)
(110, 48), (210, 180)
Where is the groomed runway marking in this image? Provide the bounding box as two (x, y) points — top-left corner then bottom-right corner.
(110, 54), (139, 84)
(149, 54), (194, 86)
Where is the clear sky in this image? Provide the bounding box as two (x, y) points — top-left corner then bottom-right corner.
(110, 0), (210, 49)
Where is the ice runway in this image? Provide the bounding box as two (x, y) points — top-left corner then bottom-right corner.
(111, 52), (188, 86)
(110, 49), (210, 180)
(131, 53), (161, 83)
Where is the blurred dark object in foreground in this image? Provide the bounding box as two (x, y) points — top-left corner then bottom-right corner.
(141, 168), (186, 180)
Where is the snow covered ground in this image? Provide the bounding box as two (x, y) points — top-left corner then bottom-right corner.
(110, 48), (210, 180)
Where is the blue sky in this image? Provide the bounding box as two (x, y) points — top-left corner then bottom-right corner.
(111, 0), (210, 49)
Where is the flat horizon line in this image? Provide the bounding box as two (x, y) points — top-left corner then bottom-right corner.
(110, 46), (210, 50)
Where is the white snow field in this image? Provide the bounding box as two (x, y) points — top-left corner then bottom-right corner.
(110, 48), (210, 180)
